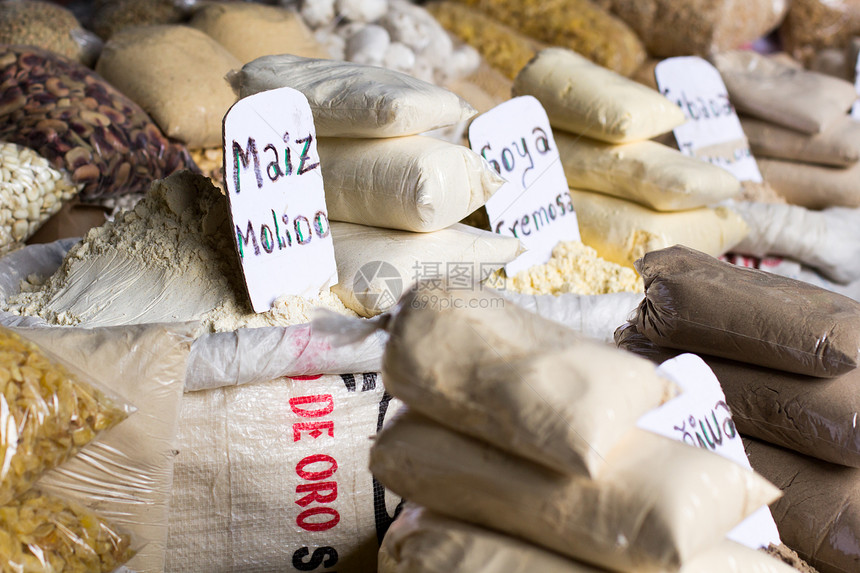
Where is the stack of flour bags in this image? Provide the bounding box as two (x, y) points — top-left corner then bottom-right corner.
(230, 55), (521, 316)
(371, 279), (798, 573)
(616, 244), (860, 573)
(714, 49), (860, 288)
(511, 47), (748, 270)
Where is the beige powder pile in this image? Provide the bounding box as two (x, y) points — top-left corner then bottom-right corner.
(500, 240), (643, 295)
(5, 171), (355, 332)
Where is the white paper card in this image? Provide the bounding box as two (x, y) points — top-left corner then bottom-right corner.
(223, 86), (337, 312)
(637, 353), (781, 550)
(656, 56), (763, 183)
(852, 51), (860, 120)
(468, 96), (580, 275)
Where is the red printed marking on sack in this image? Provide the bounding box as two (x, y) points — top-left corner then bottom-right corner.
(292, 393), (340, 534)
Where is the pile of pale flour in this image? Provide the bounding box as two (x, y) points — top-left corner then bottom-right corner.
(5, 171), (355, 332)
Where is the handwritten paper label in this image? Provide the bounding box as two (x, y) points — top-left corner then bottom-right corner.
(852, 50), (860, 119)
(656, 56), (762, 183)
(637, 353), (781, 550)
(223, 86), (337, 312)
(468, 96), (580, 275)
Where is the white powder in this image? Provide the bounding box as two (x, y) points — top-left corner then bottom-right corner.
(5, 171), (355, 332)
(499, 240), (643, 296)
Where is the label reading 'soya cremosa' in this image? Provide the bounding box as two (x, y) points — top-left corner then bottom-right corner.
(656, 56), (762, 183)
(468, 96), (580, 275)
(223, 86), (338, 313)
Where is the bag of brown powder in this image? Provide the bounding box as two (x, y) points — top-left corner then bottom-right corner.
(318, 136), (504, 232)
(570, 188), (749, 269)
(616, 323), (860, 469)
(380, 504), (801, 573)
(189, 2), (330, 64)
(370, 410), (780, 573)
(382, 282), (674, 477)
(95, 25), (241, 149)
(604, 0), (789, 57)
(512, 48), (686, 144)
(556, 134), (740, 212)
(740, 116), (860, 168)
(712, 51), (857, 134)
(757, 158), (860, 210)
(745, 437), (860, 573)
(633, 245), (860, 377)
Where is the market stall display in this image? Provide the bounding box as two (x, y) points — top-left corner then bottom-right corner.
(1, 1), (858, 571)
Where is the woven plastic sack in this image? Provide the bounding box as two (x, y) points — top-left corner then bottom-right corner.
(167, 373), (404, 573)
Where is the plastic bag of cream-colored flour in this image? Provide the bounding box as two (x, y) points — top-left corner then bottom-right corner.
(512, 48), (686, 144)
(633, 245), (860, 378)
(712, 51), (857, 135)
(318, 136), (504, 232)
(231, 54), (477, 138)
(382, 282), (674, 477)
(23, 322), (194, 573)
(731, 201), (860, 285)
(740, 116), (860, 168)
(380, 504), (800, 573)
(555, 134), (740, 212)
(757, 158), (860, 210)
(616, 322), (860, 469)
(329, 222), (521, 317)
(569, 188), (748, 269)
(167, 373), (404, 573)
(370, 410), (780, 573)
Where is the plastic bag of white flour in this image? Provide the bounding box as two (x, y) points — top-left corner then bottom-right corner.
(382, 283), (674, 477)
(370, 410), (780, 573)
(731, 201), (860, 285)
(555, 134), (740, 211)
(329, 221), (521, 317)
(231, 54), (477, 138)
(95, 25), (241, 148)
(569, 188), (749, 269)
(712, 51), (857, 134)
(167, 373), (404, 573)
(22, 322), (194, 573)
(318, 136), (503, 232)
(380, 505), (800, 573)
(757, 158), (860, 210)
(512, 48), (686, 144)
(740, 115), (860, 168)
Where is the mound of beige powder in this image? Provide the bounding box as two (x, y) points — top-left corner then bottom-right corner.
(499, 240), (643, 296)
(5, 171), (355, 333)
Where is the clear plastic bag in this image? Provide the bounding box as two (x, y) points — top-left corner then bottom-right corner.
(779, 0), (860, 64)
(0, 46), (197, 200)
(0, 326), (131, 505)
(0, 488), (135, 573)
